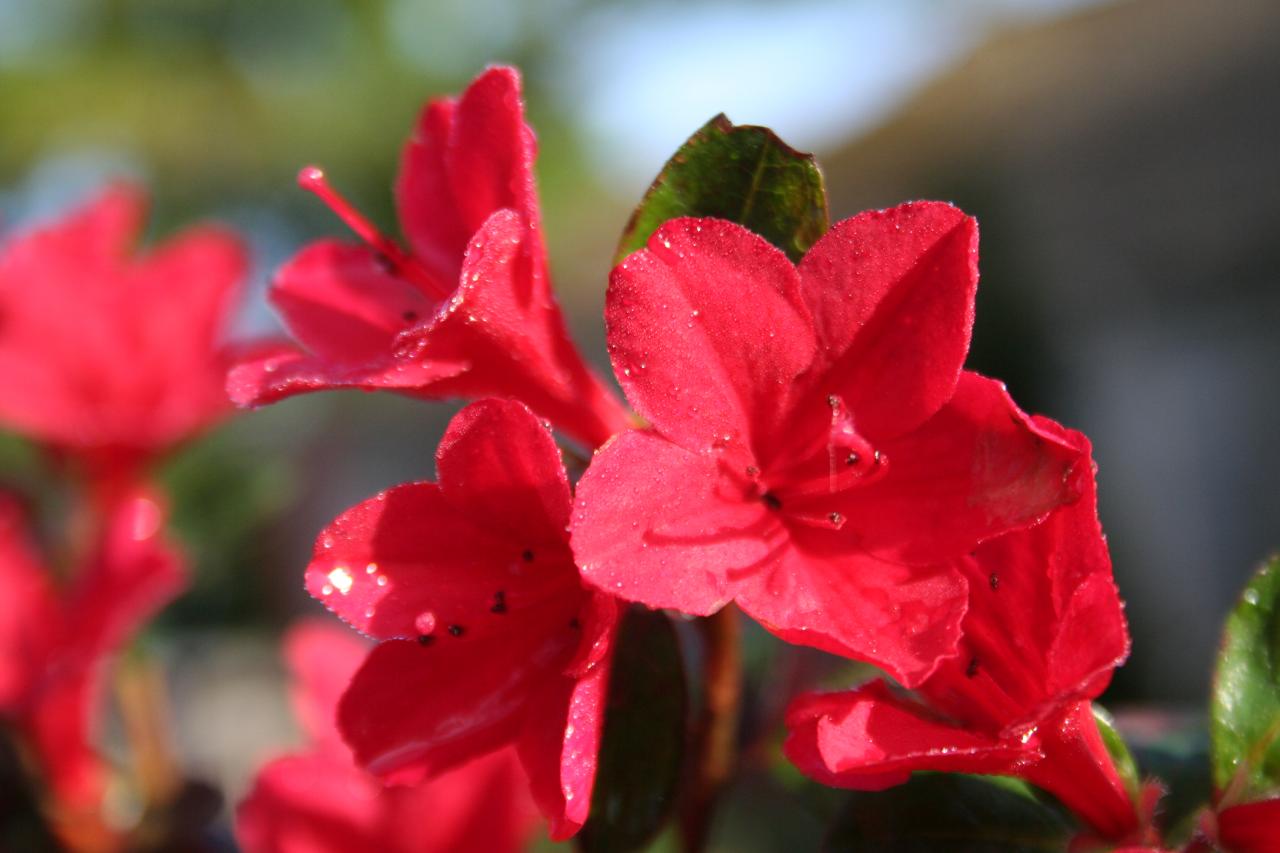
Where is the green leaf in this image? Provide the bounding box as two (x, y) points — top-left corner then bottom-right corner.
(578, 607), (688, 853)
(823, 774), (1077, 852)
(1092, 704), (1141, 804)
(616, 114), (829, 265)
(1210, 556), (1280, 803)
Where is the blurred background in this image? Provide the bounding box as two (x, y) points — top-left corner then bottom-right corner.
(1, 0), (1278, 848)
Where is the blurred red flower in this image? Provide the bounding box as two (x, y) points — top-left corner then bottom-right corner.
(303, 399), (619, 840)
(0, 492), (185, 813)
(784, 427), (1139, 839)
(572, 205), (1086, 686)
(1216, 798), (1280, 853)
(237, 619), (537, 853)
(228, 66), (627, 450)
(0, 185), (250, 493)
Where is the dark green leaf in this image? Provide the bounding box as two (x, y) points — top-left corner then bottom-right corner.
(616, 114), (828, 265)
(1210, 557), (1280, 802)
(823, 774), (1076, 852)
(578, 607), (688, 853)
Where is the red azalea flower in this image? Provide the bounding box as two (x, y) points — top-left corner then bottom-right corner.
(228, 66), (628, 450)
(0, 492), (185, 814)
(237, 620), (537, 853)
(0, 184), (251, 492)
(303, 398), (619, 840)
(572, 205), (1086, 685)
(784, 427), (1140, 839)
(1215, 798), (1280, 853)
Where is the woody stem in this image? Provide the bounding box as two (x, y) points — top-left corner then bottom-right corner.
(679, 605), (743, 853)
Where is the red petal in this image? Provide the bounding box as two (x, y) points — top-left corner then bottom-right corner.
(783, 682), (1032, 789)
(337, 610), (578, 783)
(573, 429), (774, 616)
(798, 202), (976, 441)
(283, 620), (369, 752)
(436, 399), (572, 546)
(605, 218), (815, 458)
(1218, 798), (1280, 853)
(517, 653), (613, 840)
(396, 67), (540, 285)
(225, 344), (466, 407)
(836, 372), (1086, 563)
(0, 498), (58, 708)
(271, 240), (436, 364)
(736, 540), (966, 687)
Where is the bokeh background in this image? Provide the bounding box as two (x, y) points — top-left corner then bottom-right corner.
(2, 0), (1278, 848)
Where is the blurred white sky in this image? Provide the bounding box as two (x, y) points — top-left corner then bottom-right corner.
(549, 0), (1121, 192)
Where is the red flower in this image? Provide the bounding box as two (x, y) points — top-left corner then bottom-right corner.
(237, 620), (537, 853)
(572, 206), (1086, 685)
(0, 492), (185, 813)
(1216, 798), (1280, 853)
(228, 66), (628, 450)
(304, 398), (619, 840)
(0, 184), (250, 490)
(784, 428), (1139, 839)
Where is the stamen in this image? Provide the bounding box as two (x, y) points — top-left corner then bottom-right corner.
(297, 166), (450, 299)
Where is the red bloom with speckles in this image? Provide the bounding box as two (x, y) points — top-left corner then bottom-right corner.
(0, 492), (185, 814)
(784, 428), (1140, 840)
(305, 399), (618, 840)
(0, 184), (250, 491)
(228, 66), (627, 450)
(237, 620), (537, 853)
(572, 205), (1086, 686)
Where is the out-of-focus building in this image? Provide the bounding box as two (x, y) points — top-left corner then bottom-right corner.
(824, 0), (1280, 700)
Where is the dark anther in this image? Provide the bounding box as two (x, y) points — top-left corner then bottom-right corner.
(569, 617), (581, 630)
(846, 452), (860, 466)
(402, 310), (419, 322)
(966, 656), (979, 678)
(490, 591), (507, 614)
(521, 549), (535, 562)
(989, 573), (999, 591)
(762, 492), (783, 510)
(447, 625), (465, 637)
(417, 634), (434, 646)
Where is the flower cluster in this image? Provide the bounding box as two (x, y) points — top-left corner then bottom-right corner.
(3, 61), (1277, 853)
(228, 65), (1153, 848)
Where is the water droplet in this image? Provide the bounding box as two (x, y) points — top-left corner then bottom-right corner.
(365, 562), (379, 574)
(322, 537), (335, 550)
(376, 575), (388, 587)
(448, 624), (465, 637)
(321, 584), (334, 596)
(989, 573), (1000, 591)
(965, 657), (979, 678)
(565, 723), (575, 737)
(364, 607), (374, 618)
(327, 566), (354, 595)
(414, 612), (437, 634)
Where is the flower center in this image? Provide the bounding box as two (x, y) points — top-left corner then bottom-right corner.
(297, 165), (451, 301)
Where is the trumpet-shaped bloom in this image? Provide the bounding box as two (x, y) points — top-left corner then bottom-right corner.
(572, 206), (1087, 685)
(237, 620), (536, 853)
(0, 184), (250, 489)
(305, 399), (618, 839)
(0, 492), (185, 811)
(784, 428), (1139, 839)
(228, 66), (627, 450)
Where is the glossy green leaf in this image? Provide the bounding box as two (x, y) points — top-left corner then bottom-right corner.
(1210, 557), (1280, 803)
(578, 607), (688, 853)
(823, 774), (1076, 852)
(1093, 704), (1141, 803)
(616, 114), (829, 265)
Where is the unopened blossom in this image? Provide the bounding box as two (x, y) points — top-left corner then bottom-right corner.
(237, 620), (536, 853)
(305, 399), (619, 839)
(573, 205), (1087, 685)
(785, 427), (1141, 839)
(228, 66), (628, 450)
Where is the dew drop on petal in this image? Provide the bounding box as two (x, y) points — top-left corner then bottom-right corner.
(414, 611), (437, 634)
(327, 566), (354, 595)
(376, 575), (388, 587)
